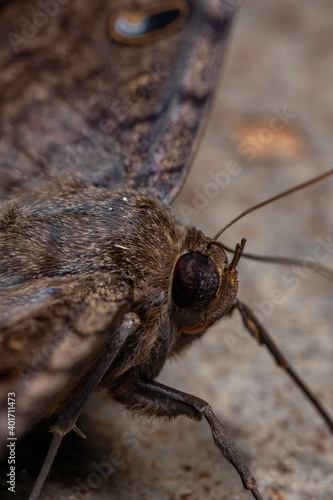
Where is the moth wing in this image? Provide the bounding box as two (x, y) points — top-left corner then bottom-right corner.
(0, 0), (234, 203)
(0, 274), (133, 451)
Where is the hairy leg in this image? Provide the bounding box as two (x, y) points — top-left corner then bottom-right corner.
(116, 378), (263, 500)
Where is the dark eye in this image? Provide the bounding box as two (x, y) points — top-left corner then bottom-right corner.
(172, 253), (220, 310)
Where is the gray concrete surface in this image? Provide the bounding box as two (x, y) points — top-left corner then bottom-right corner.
(4, 1), (333, 499)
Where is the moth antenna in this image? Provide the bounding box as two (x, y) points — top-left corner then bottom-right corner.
(228, 238), (247, 270)
(213, 168), (333, 240)
(221, 244), (333, 282)
(208, 238), (246, 270)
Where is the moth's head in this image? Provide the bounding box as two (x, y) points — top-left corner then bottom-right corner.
(171, 234), (245, 335)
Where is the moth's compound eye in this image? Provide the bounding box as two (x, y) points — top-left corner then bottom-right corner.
(172, 253), (220, 310)
(109, 1), (189, 45)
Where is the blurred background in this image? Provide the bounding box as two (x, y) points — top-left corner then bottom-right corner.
(172, 2), (333, 499)
(2, 1), (333, 499)
(170, 1), (333, 498)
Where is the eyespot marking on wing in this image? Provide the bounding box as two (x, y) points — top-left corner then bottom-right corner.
(109, 1), (189, 45)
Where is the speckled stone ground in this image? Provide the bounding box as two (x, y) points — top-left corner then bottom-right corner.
(2, 1), (333, 499)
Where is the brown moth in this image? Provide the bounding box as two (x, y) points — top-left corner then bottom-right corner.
(0, 1), (332, 500)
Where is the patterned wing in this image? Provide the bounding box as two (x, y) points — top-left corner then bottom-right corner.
(0, 0), (235, 203)
(0, 274), (132, 447)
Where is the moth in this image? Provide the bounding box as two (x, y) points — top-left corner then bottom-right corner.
(0, 1), (332, 499)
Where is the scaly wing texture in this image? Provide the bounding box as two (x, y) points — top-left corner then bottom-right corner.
(0, 0), (235, 203)
(0, 274), (132, 447)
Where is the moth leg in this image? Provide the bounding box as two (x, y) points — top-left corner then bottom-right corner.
(233, 299), (333, 432)
(28, 349), (109, 500)
(117, 378), (264, 500)
(29, 314), (136, 500)
(28, 433), (63, 500)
